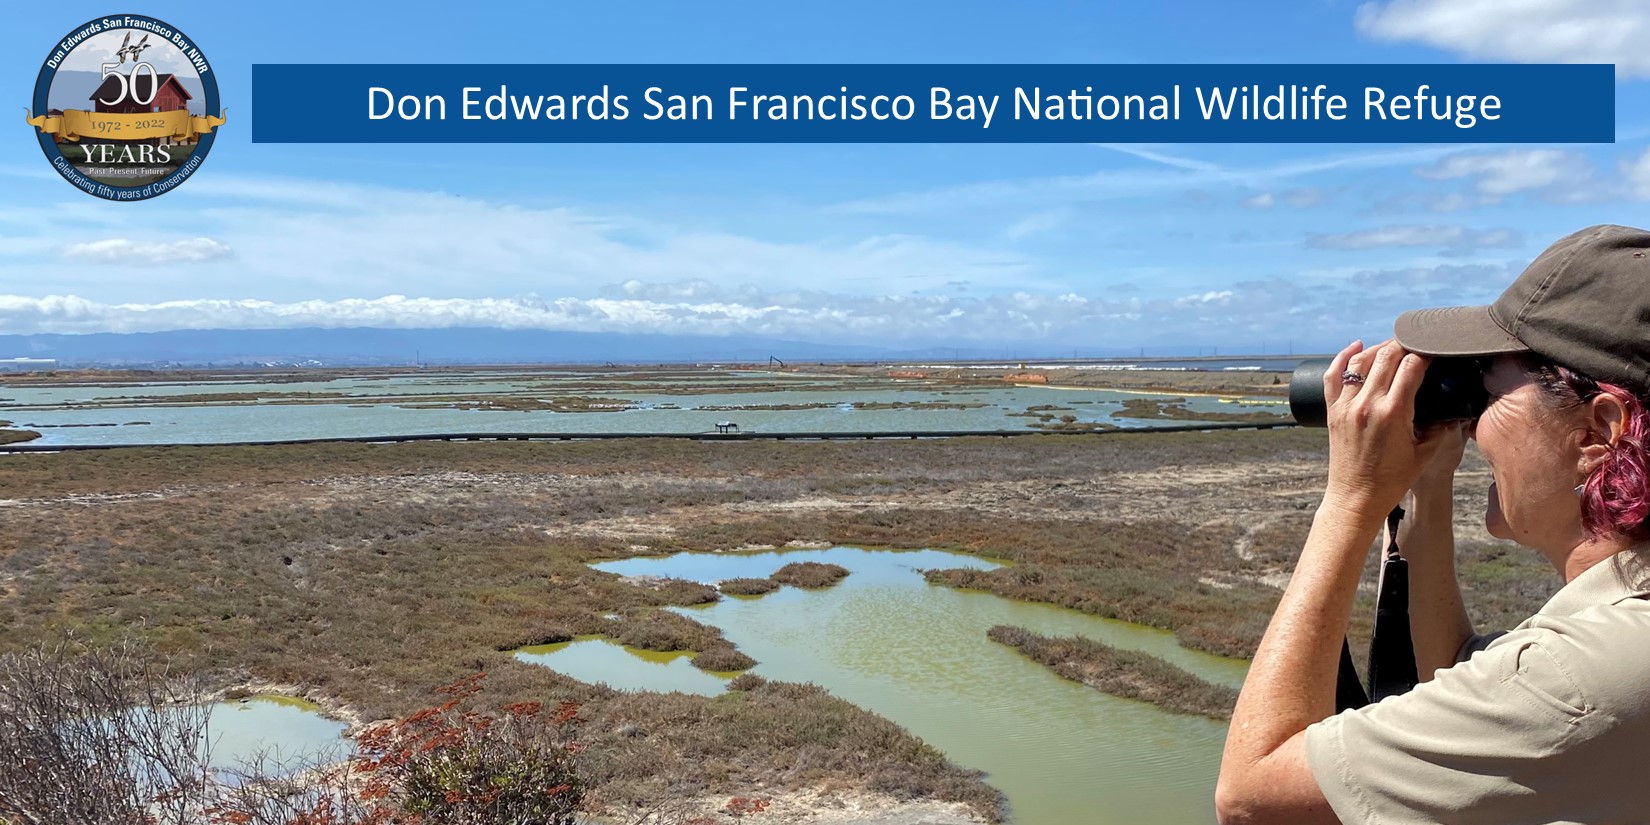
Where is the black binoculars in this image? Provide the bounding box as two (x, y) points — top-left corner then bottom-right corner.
(1289, 356), (1489, 427)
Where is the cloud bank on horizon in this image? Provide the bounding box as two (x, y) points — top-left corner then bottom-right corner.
(3, 0), (1648, 353)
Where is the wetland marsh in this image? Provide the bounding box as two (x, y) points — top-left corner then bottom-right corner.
(0, 365), (1554, 823)
(0, 364), (1287, 447)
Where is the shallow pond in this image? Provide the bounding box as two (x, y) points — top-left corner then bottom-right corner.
(207, 695), (349, 770)
(523, 547), (1247, 825)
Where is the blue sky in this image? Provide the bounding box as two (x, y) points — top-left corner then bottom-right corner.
(4, 0), (1649, 354)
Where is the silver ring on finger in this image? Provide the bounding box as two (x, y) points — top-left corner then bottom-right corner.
(1340, 370), (1366, 386)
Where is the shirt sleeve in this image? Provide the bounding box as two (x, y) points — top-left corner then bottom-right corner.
(1454, 630), (1508, 663)
(1303, 622), (1605, 825)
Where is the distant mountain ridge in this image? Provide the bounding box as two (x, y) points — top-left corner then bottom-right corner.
(46, 70), (208, 114)
(0, 327), (958, 366)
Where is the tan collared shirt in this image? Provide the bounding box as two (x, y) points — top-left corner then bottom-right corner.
(1305, 555), (1650, 824)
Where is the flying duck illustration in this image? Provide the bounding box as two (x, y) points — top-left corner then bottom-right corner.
(115, 33), (151, 64)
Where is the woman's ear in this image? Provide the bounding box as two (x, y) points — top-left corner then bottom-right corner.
(1580, 392), (1630, 473)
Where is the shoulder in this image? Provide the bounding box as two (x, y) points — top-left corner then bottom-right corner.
(1310, 601), (1650, 760)
(1492, 600), (1650, 719)
(1302, 600), (1650, 823)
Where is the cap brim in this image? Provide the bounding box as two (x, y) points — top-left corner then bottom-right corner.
(1393, 306), (1529, 357)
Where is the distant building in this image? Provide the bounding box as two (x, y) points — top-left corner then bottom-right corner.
(0, 357), (57, 373)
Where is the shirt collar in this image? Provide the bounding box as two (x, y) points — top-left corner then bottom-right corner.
(1537, 550), (1650, 618)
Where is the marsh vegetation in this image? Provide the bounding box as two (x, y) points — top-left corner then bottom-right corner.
(0, 427), (1553, 821)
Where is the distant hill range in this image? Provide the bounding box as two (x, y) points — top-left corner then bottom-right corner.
(0, 327), (1014, 367)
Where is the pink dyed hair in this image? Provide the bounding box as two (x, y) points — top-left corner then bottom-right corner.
(1525, 357), (1650, 539)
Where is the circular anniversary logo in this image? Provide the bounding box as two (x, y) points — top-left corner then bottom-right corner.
(27, 15), (225, 201)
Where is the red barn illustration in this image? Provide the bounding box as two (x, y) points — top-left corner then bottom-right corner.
(91, 72), (190, 113)
(88, 72), (194, 145)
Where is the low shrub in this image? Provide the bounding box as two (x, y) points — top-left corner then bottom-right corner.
(718, 577), (779, 596)
(769, 562), (849, 589)
(726, 673), (767, 691)
(987, 625), (1238, 719)
(497, 625), (575, 650)
(653, 578), (721, 606)
(609, 610), (726, 654)
(691, 647), (756, 673)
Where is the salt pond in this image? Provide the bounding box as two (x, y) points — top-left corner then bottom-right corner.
(1, 370), (1284, 446)
(519, 547), (1248, 825)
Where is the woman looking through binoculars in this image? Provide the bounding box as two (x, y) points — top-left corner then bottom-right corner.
(1217, 224), (1650, 825)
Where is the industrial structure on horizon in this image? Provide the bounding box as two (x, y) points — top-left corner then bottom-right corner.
(0, 357), (58, 372)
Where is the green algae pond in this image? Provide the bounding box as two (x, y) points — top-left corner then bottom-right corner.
(516, 547), (1249, 825)
(518, 637), (742, 696)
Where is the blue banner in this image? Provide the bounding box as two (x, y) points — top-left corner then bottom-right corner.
(251, 63), (1614, 144)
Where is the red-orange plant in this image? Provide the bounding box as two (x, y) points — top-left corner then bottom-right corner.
(209, 672), (584, 825)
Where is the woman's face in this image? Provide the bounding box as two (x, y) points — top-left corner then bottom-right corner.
(1471, 356), (1586, 549)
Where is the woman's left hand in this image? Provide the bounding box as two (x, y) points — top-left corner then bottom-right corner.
(1321, 340), (1451, 517)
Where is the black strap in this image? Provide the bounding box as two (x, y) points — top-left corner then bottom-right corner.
(1368, 506), (1419, 700)
(1332, 505), (1419, 711)
(1334, 638), (1369, 712)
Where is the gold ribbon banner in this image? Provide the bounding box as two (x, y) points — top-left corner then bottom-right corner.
(25, 109), (227, 143)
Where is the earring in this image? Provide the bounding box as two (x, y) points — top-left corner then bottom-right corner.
(1575, 483), (1586, 497)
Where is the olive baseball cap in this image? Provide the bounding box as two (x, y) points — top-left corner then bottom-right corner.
(1393, 224), (1650, 392)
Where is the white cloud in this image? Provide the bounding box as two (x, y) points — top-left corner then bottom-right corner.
(1091, 144), (1224, 173)
(0, 176), (1038, 301)
(1356, 0), (1650, 78)
(0, 262), (1504, 348)
(829, 145), (1467, 215)
(0, 282), (1378, 345)
(1243, 188), (1329, 210)
(1350, 262), (1517, 289)
(1281, 188), (1329, 209)
(0, 292), (1111, 339)
(1307, 225), (1522, 252)
(1424, 192), (1474, 213)
(1003, 211), (1071, 241)
(1418, 149), (1590, 198)
(1174, 290), (1234, 307)
(1624, 148), (1650, 199)
(61, 237), (231, 265)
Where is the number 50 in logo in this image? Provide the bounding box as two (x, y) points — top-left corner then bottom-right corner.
(26, 15), (226, 201)
(101, 60), (162, 108)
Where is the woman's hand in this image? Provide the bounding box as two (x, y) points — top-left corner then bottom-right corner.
(1321, 340), (1450, 518)
(1413, 420), (1468, 498)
